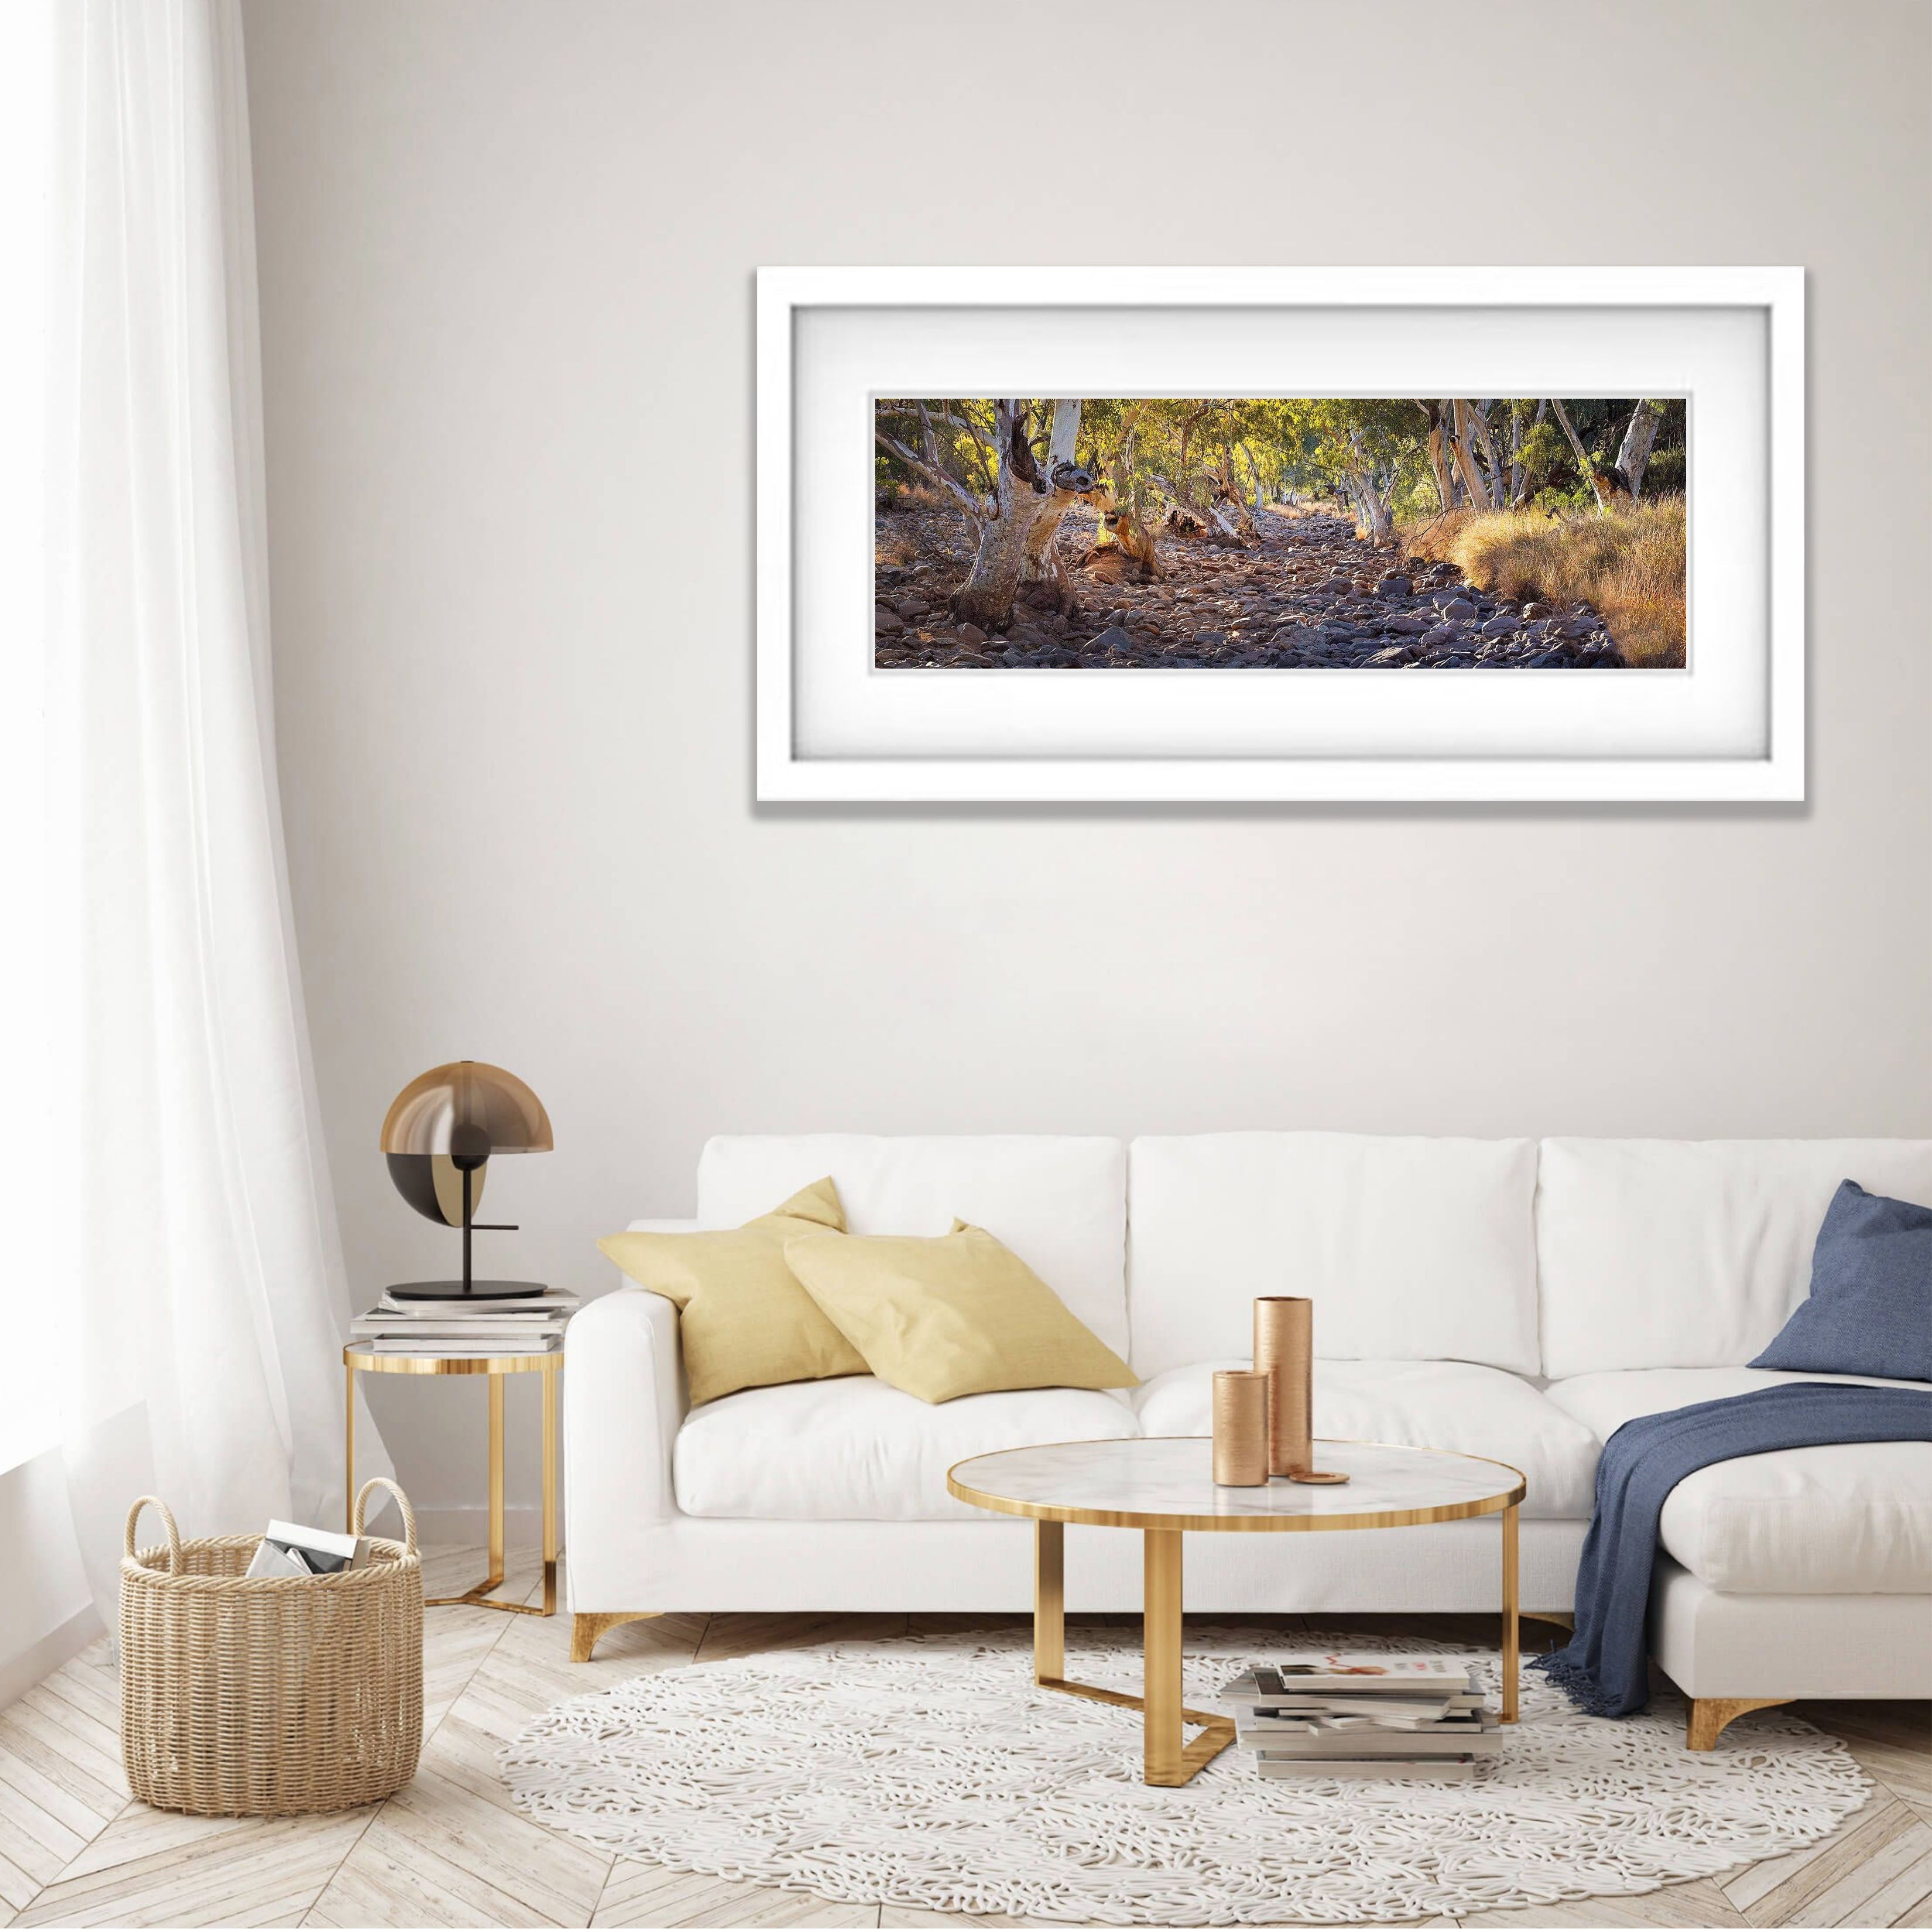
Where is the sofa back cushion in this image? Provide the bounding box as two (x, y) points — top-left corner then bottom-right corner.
(696, 1135), (1130, 1359)
(1537, 1139), (1932, 1378)
(1126, 1133), (1540, 1379)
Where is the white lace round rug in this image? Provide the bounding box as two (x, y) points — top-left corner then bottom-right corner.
(499, 1627), (1869, 1926)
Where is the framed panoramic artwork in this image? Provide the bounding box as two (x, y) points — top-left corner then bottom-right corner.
(755, 267), (1803, 803)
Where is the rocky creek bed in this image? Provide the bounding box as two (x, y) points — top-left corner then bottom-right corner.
(874, 504), (1629, 670)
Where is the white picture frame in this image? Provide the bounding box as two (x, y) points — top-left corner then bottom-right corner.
(756, 267), (1803, 803)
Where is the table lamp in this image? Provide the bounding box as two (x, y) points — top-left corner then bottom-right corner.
(381, 1060), (553, 1300)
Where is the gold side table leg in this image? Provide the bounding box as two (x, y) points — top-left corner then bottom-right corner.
(486, 1371), (506, 1591)
(1502, 1501), (1520, 1723)
(426, 1362), (557, 1616)
(540, 1358), (558, 1616)
(344, 1362), (355, 1533)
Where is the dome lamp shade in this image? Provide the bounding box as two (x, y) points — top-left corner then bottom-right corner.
(381, 1061), (554, 1301)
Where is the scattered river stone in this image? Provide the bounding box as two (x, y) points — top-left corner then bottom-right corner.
(869, 501), (1640, 672)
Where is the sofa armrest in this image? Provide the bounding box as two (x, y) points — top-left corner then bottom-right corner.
(564, 1245), (690, 1611)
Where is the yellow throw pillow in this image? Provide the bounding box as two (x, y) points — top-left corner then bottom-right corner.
(597, 1177), (866, 1406)
(783, 1219), (1138, 1405)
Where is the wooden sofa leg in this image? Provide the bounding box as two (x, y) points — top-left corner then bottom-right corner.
(571, 1610), (660, 1663)
(1686, 1696), (1790, 1750)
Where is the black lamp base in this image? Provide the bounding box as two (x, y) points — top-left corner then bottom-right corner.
(386, 1279), (550, 1302)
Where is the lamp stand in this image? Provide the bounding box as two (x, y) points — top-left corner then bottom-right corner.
(388, 1166), (548, 1301)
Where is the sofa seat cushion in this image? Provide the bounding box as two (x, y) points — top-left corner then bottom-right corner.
(674, 1375), (1138, 1521)
(1546, 1369), (1932, 1593)
(1131, 1359), (1599, 1518)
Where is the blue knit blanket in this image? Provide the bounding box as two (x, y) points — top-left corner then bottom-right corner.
(1535, 1382), (1931, 1717)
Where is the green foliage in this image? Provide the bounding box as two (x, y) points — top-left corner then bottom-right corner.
(1515, 420), (1570, 494)
(1643, 446), (1686, 492)
(874, 398), (1689, 521)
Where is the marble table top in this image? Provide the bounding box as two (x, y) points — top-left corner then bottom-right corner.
(947, 1436), (1524, 1532)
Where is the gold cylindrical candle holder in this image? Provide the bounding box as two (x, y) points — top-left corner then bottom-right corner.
(1211, 1370), (1269, 1485)
(1253, 1296), (1349, 1485)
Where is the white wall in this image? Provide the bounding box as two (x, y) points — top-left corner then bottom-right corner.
(0, 1455), (96, 1709)
(241, 0), (1932, 1517)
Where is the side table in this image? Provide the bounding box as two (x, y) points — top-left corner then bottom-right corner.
(343, 1345), (560, 1616)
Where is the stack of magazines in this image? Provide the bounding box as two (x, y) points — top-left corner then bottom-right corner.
(245, 1519), (375, 1578)
(349, 1289), (580, 1357)
(1220, 1654), (1499, 1779)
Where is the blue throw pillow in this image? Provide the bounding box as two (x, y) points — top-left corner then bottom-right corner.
(1750, 1179), (1932, 1381)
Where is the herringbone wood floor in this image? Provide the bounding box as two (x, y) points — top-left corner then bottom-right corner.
(1, 1547), (1926, 1928)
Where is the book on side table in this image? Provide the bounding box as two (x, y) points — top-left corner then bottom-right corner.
(349, 1289), (580, 1356)
(1221, 1656), (1500, 1779)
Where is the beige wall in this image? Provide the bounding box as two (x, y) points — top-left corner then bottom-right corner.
(242, 0), (1932, 1517)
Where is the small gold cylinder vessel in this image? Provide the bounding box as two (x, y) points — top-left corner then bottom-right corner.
(1253, 1296), (1349, 1485)
(1212, 1370), (1269, 1485)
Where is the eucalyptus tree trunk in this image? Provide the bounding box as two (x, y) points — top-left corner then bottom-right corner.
(948, 400), (1054, 632)
(1217, 445), (1260, 540)
(1468, 401), (1508, 508)
(1018, 399), (1097, 615)
(1419, 401), (1456, 511)
(1548, 397), (1608, 510)
(1615, 399), (1667, 497)
(1346, 433), (1395, 546)
(1450, 400), (1496, 511)
(1239, 443), (1268, 519)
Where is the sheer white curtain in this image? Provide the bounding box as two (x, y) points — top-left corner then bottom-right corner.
(19, 0), (387, 1613)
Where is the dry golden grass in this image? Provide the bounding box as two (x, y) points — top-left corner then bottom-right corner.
(1402, 495), (1687, 668)
(875, 530), (917, 567)
(879, 479), (948, 513)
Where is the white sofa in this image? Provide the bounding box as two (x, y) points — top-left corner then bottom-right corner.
(564, 1133), (1932, 1744)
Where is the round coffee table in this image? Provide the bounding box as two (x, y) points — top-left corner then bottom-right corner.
(947, 1436), (1526, 1787)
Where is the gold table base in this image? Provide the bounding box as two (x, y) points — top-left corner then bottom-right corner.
(1033, 1520), (1236, 1785)
(1029, 1501), (1519, 1786)
(343, 1347), (560, 1617)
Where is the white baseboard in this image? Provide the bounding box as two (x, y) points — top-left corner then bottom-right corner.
(0, 1602), (106, 1712)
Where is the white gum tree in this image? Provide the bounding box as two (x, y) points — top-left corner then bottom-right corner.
(1615, 399), (1667, 497)
(1016, 399), (1097, 618)
(951, 400), (1096, 631)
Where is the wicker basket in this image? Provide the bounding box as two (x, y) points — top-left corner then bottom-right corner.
(120, 1477), (424, 1816)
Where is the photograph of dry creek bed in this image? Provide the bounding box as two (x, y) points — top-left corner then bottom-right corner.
(874, 397), (1688, 672)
